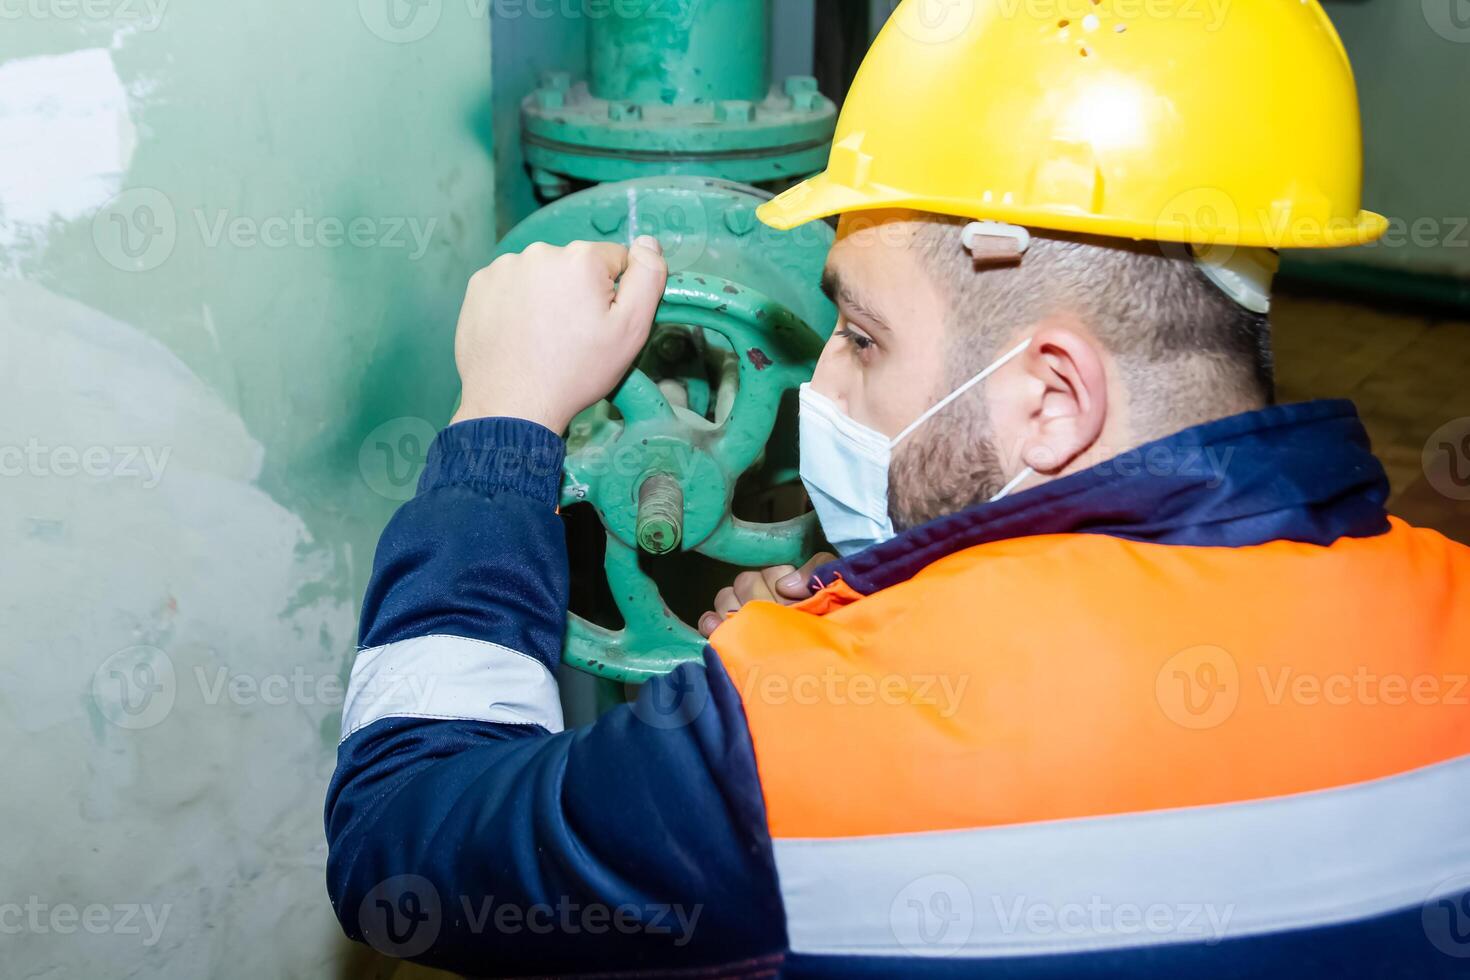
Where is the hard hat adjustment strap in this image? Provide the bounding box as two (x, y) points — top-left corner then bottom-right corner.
(961, 221), (1031, 267)
(1190, 245), (1280, 315)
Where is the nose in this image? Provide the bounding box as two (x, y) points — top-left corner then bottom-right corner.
(808, 334), (850, 406)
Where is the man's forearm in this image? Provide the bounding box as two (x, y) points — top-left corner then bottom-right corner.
(323, 417), (785, 975)
(355, 416), (569, 680)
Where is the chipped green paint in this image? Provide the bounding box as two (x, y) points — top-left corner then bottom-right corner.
(521, 0), (836, 189)
(495, 177), (836, 681)
(589, 0), (767, 104)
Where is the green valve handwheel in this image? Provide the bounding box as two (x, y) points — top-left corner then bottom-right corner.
(494, 177), (837, 682)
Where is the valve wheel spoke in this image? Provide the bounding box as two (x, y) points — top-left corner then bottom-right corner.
(656, 275), (818, 475)
(560, 448), (597, 508)
(612, 367), (676, 423)
(564, 534), (704, 682)
(697, 514), (819, 569)
(563, 272), (828, 683)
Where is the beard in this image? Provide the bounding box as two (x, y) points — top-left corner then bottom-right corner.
(887, 402), (1010, 533)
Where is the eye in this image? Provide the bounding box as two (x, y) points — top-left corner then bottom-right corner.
(836, 326), (875, 355)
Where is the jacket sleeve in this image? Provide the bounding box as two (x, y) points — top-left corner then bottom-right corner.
(324, 417), (787, 977)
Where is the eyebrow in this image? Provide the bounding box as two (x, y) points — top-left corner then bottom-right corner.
(820, 268), (891, 335)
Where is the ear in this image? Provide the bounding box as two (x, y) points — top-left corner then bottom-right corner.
(988, 315), (1109, 476)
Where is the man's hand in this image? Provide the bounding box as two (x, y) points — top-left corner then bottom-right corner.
(451, 236), (668, 434)
(697, 552), (837, 638)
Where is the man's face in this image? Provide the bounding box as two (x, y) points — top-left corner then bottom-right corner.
(810, 212), (1014, 532)
(810, 213), (950, 436)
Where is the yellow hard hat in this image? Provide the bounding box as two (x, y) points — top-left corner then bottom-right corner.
(758, 0), (1386, 249)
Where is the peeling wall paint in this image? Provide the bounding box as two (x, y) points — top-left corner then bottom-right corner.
(0, 49), (135, 264)
(1, 281), (350, 975)
(2, 5), (496, 977)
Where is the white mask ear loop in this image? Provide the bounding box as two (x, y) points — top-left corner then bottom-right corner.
(893, 337), (1033, 446)
(989, 464), (1033, 502)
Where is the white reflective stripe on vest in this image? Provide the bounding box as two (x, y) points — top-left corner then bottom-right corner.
(773, 753), (1470, 958)
(340, 634), (564, 741)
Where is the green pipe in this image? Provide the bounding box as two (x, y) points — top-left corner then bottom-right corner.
(589, 0), (769, 105)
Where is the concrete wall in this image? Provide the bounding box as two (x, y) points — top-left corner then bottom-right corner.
(0, 4), (497, 977)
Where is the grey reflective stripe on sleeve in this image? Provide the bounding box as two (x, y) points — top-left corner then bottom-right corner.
(340, 634), (564, 741)
(773, 752), (1470, 958)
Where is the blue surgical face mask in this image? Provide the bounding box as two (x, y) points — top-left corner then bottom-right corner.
(798, 338), (1034, 556)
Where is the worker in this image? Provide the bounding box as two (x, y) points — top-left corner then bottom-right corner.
(325, 1), (1470, 976)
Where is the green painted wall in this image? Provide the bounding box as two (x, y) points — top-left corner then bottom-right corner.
(1, 4), (496, 976)
(1321, 0), (1470, 278)
(492, 5), (587, 235)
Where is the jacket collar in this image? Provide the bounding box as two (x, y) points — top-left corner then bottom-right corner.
(813, 399), (1391, 596)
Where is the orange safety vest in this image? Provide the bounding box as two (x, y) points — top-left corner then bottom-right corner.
(712, 518), (1470, 839)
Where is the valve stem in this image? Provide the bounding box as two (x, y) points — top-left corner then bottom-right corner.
(636, 474), (684, 555)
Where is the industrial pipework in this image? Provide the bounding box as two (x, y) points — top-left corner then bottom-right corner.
(501, 0), (839, 682)
(521, 0), (837, 197)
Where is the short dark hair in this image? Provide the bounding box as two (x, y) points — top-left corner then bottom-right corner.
(909, 214), (1274, 436)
